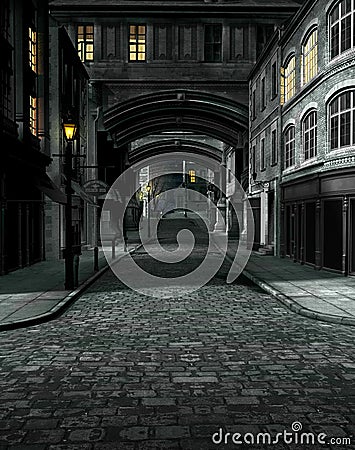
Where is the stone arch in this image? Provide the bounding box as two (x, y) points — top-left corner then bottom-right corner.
(103, 90), (248, 149)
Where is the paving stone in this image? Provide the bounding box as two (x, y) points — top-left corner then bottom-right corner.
(0, 243), (354, 448)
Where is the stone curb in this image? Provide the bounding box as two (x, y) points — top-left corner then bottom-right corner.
(0, 245), (141, 332)
(224, 250), (355, 327)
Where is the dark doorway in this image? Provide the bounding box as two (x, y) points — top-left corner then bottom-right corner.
(305, 202), (316, 265)
(350, 199), (355, 275)
(323, 199), (343, 272)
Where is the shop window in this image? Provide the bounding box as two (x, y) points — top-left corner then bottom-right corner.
(281, 55), (296, 104)
(302, 28), (318, 84)
(284, 125), (295, 168)
(329, 89), (355, 150)
(303, 110), (317, 159)
(204, 24), (222, 62)
(129, 24), (146, 61)
(330, 0), (355, 59)
(78, 25), (94, 62)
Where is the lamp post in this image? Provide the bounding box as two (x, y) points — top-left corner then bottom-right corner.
(146, 184), (151, 238)
(63, 117), (77, 290)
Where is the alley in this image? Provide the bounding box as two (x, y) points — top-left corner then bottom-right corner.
(0, 231), (355, 449)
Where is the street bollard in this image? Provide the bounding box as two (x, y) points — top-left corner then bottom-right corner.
(74, 254), (80, 288)
(94, 246), (99, 271)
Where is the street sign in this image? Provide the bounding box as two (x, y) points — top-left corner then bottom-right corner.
(83, 180), (109, 197)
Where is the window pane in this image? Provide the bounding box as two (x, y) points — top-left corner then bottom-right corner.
(331, 24), (340, 58)
(341, 16), (351, 51)
(330, 116), (339, 149)
(340, 111), (351, 146)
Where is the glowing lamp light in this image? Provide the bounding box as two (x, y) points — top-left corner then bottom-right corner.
(63, 120), (77, 141)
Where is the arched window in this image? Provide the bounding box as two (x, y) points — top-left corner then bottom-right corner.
(302, 28), (318, 84)
(303, 110), (317, 159)
(281, 55), (296, 104)
(329, 89), (355, 150)
(284, 125), (295, 168)
(329, 0), (355, 59)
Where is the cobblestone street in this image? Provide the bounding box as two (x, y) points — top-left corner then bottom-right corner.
(0, 233), (355, 449)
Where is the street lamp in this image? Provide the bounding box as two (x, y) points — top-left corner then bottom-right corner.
(63, 117), (77, 290)
(146, 184), (151, 238)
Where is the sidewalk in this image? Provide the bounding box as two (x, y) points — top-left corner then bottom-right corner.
(226, 242), (355, 326)
(0, 238), (140, 331)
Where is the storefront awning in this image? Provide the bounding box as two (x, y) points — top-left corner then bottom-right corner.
(35, 173), (67, 204)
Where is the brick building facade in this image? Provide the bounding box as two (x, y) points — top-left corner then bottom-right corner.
(250, 0), (355, 275)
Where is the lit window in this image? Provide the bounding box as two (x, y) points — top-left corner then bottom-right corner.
(189, 170), (196, 183)
(303, 110), (317, 160)
(281, 55), (296, 104)
(330, 0), (355, 59)
(29, 27), (37, 73)
(284, 126), (295, 168)
(329, 89), (355, 150)
(78, 25), (94, 62)
(129, 25), (146, 61)
(204, 24), (222, 62)
(302, 28), (318, 84)
(30, 96), (37, 136)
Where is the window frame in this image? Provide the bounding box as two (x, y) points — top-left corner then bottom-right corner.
(271, 61), (278, 99)
(302, 27), (318, 85)
(260, 138), (266, 170)
(329, 0), (355, 60)
(204, 24), (222, 62)
(282, 54), (296, 104)
(77, 24), (94, 62)
(284, 125), (296, 169)
(329, 89), (355, 150)
(260, 76), (266, 110)
(302, 109), (318, 160)
(129, 24), (146, 62)
(271, 129), (278, 165)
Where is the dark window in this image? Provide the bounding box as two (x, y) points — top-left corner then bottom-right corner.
(252, 144), (256, 176)
(303, 110), (317, 159)
(284, 126), (295, 168)
(330, 0), (355, 59)
(329, 90), (354, 150)
(260, 138), (265, 170)
(252, 89), (256, 119)
(0, 0), (12, 119)
(204, 24), (222, 62)
(261, 77), (266, 110)
(271, 129), (277, 165)
(271, 61), (278, 98)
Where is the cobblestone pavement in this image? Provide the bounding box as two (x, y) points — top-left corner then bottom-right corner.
(0, 230), (355, 449)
